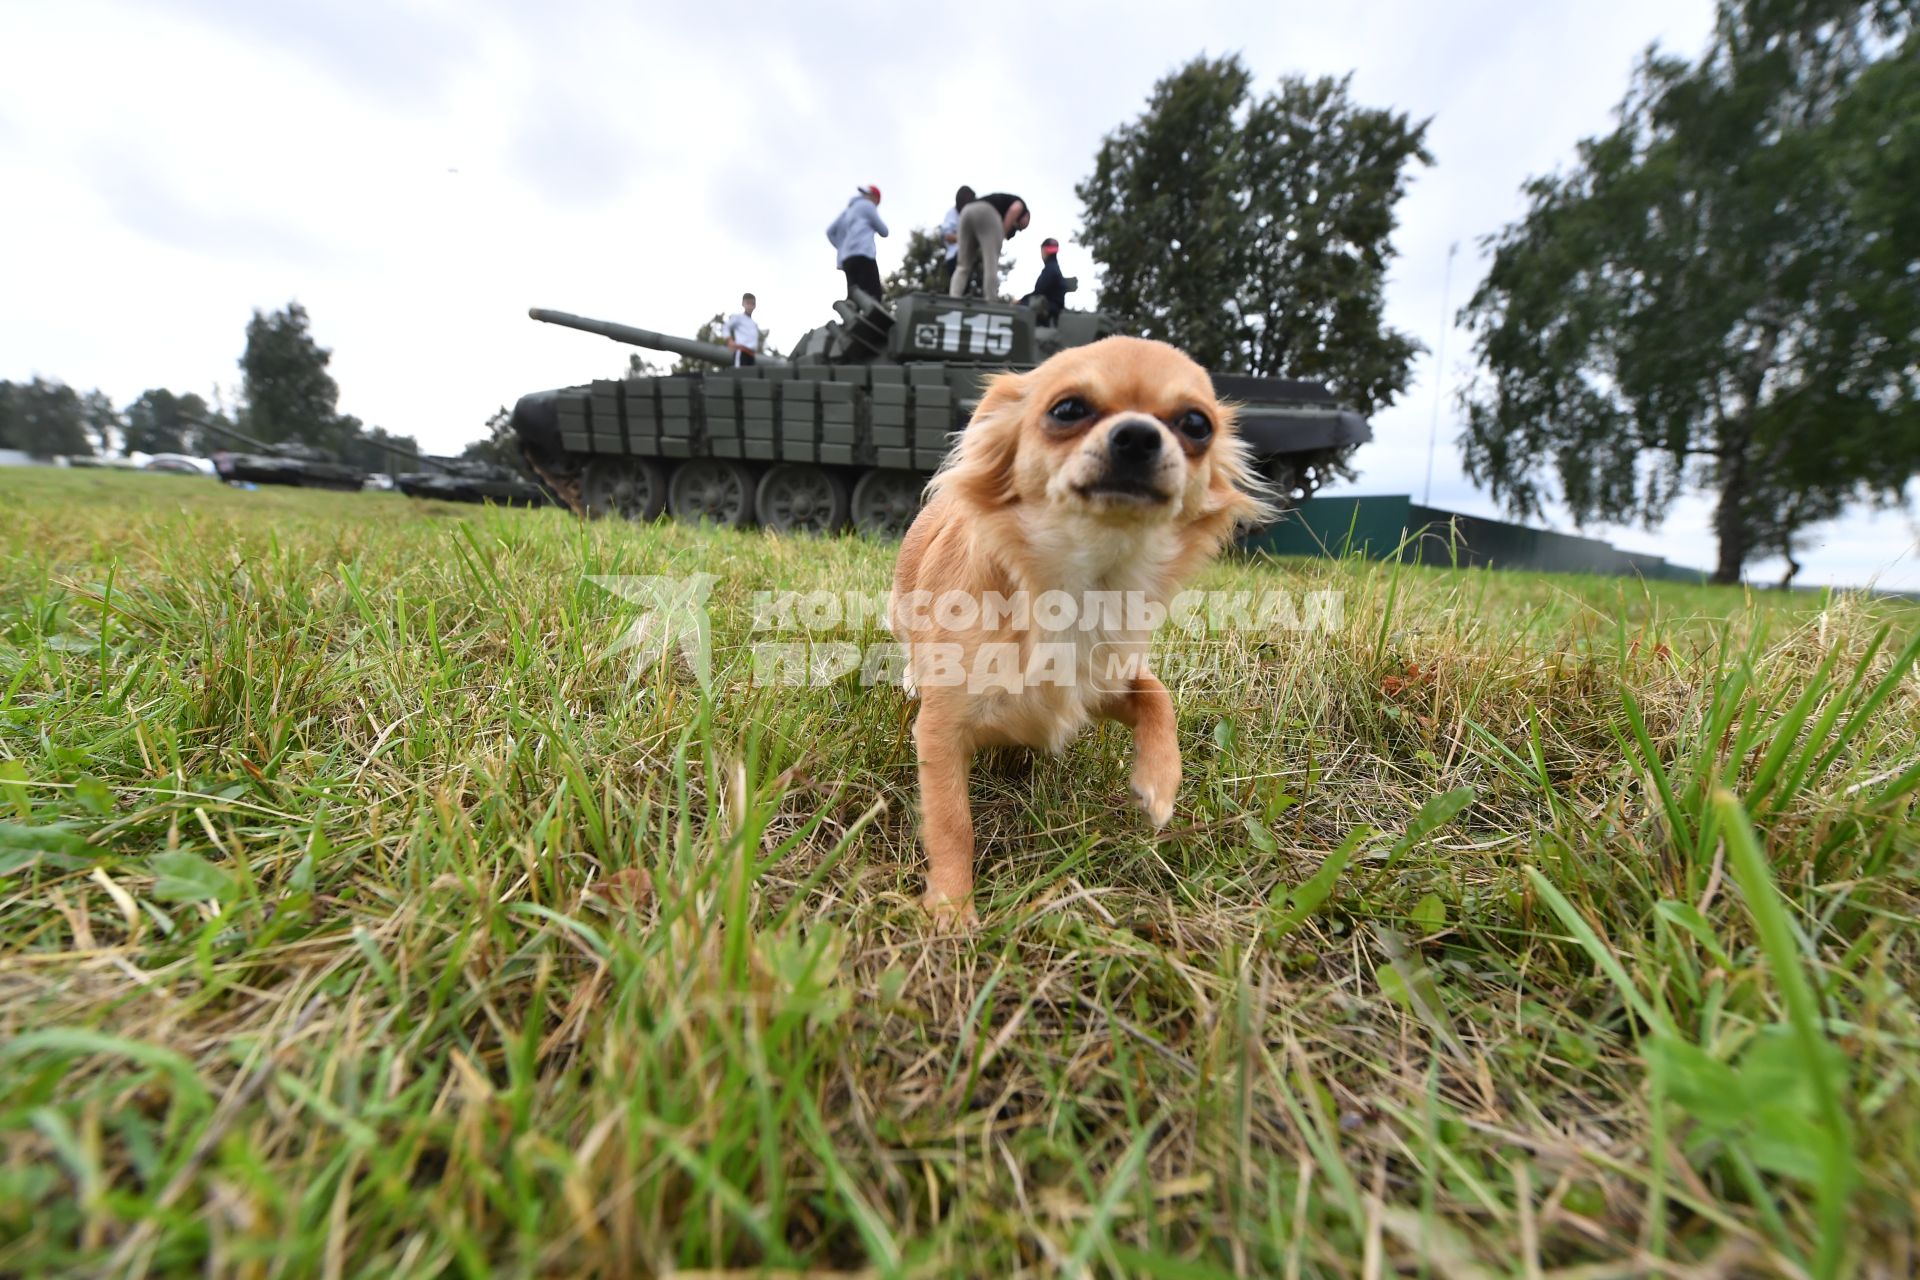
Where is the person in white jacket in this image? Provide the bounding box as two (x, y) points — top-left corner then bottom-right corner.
(826, 184), (889, 302)
(939, 185), (975, 291)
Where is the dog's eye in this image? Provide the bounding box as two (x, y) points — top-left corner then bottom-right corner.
(1175, 410), (1214, 443)
(1048, 397), (1094, 425)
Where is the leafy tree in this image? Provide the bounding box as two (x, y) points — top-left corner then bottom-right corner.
(461, 406), (533, 476)
(124, 389), (217, 455)
(236, 302), (422, 472)
(239, 302), (344, 448)
(1077, 55), (1432, 416)
(0, 378), (93, 458)
(1458, 0), (1919, 585)
(674, 314), (729, 375)
(81, 390), (122, 456)
(883, 229), (948, 303)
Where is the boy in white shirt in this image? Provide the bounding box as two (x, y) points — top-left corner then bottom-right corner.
(723, 293), (761, 366)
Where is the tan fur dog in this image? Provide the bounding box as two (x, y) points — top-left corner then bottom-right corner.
(890, 336), (1271, 916)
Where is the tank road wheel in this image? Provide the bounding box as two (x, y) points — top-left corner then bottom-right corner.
(667, 458), (757, 527)
(581, 457), (667, 522)
(755, 464), (850, 534)
(850, 468), (925, 539)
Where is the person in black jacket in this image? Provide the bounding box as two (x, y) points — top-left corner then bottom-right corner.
(1022, 238), (1075, 323)
(949, 192), (1029, 299)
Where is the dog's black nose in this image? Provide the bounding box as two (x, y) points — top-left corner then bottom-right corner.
(1109, 421), (1162, 468)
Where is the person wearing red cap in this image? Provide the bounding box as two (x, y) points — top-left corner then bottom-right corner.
(949, 192), (1029, 299)
(826, 184), (889, 302)
(1023, 237), (1074, 324)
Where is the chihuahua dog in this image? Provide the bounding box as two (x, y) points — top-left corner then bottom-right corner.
(890, 336), (1270, 916)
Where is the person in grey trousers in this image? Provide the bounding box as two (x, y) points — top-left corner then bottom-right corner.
(949, 192), (1029, 300)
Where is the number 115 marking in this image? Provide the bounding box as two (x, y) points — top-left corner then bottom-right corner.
(933, 310), (1014, 357)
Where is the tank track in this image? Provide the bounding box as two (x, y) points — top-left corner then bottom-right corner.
(521, 437), (1357, 534)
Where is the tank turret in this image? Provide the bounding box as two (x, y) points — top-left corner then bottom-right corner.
(343, 432), (554, 507)
(389, 452), (554, 507)
(508, 290), (1370, 536)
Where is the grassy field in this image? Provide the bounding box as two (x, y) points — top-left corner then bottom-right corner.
(1, 468), (1916, 1278)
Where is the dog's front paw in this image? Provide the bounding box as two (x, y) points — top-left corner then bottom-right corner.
(920, 891), (979, 930)
(1129, 766), (1177, 830)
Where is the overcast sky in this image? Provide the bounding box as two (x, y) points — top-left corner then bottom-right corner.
(3, 0), (1913, 589)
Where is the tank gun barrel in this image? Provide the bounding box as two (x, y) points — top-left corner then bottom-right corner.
(357, 437), (450, 471)
(181, 413), (276, 455)
(186, 412), (455, 470)
(528, 308), (784, 367)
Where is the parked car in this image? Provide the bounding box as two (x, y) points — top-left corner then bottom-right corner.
(143, 453), (216, 476)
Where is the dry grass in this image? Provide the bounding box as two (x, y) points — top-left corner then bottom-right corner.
(0, 469), (1916, 1278)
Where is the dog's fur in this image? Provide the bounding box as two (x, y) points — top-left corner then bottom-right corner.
(890, 335), (1271, 915)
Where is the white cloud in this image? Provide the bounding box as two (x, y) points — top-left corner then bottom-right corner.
(1, 0), (1910, 589)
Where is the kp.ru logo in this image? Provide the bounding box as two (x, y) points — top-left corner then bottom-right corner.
(590, 574), (719, 690)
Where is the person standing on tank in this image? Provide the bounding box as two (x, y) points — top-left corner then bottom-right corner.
(949, 192), (1029, 300)
(723, 293), (761, 367)
(939, 185), (975, 292)
(1022, 239), (1073, 324)
(826, 184), (889, 302)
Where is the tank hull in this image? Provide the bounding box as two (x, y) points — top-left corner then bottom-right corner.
(210, 451), (368, 491)
(393, 471), (553, 506)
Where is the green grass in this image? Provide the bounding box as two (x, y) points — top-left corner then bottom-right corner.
(1, 468), (1916, 1278)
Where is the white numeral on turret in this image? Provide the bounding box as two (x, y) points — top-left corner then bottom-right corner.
(982, 315), (1013, 356)
(935, 310), (964, 353)
(932, 311), (1015, 356)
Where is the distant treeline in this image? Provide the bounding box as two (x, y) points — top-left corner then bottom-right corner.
(1, 303), (424, 471)
(0, 377), (427, 472)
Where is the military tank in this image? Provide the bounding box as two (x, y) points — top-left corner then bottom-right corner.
(190, 417), (369, 491)
(508, 290), (1370, 536)
(382, 452), (554, 507)
(188, 415), (551, 505)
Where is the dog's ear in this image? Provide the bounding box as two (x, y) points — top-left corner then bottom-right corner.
(929, 370), (1028, 509)
(1196, 403), (1278, 530)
